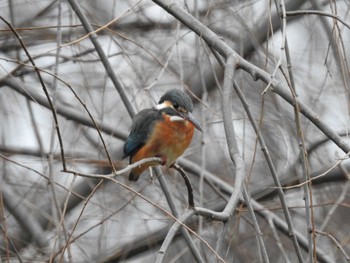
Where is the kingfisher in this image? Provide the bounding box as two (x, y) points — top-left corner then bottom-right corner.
(123, 89), (203, 181)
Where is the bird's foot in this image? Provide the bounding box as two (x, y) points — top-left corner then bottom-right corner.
(156, 155), (167, 166)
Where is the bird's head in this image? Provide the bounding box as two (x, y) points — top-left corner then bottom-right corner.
(156, 89), (203, 131)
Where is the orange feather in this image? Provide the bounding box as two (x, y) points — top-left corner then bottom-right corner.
(129, 113), (195, 181)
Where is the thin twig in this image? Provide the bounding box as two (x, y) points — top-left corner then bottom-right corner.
(156, 211), (192, 263)
(66, 0), (135, 117)
(49, 1), (73, 259)
(195, 55), (246, 221)
(156, 210), (225, 263)
(318, 165), (350, 233)
(151, 0), (350, 154)
(250, 199), (331, 263)
(267, 217), (291, 263)
(0, 16), (67, 171)
(281, 150), (350, 190)
(286, 10), (350, 31)
(51, 175), (77, 263)
(0, 182), (47, 247)
(315, 230), (350, 262)
(231, 78), (304, 260)
(0, 78), (128, 140)
(58, 179), (104, 262)
(154, 167), (204, 263)
(274, 0), (313, 261)
(242, 185), (269, 262)
(179, 159), (333, 263)
(0, 224), (23, 263)
(2, 74), (202, 261)
(50, 180), (147, 261)
(66, 164), (219, 263)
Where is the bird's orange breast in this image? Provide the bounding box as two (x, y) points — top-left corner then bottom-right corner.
(150, 114), (195, 164)
(129, 113), (195, 180)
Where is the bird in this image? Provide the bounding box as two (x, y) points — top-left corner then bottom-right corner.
(123, 89), (202, 181)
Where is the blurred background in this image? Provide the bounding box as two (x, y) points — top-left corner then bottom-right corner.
(0, 0), (349, 262)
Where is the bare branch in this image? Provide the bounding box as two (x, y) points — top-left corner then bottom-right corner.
(242, 185), (269, 263)
(250, 199), (332, 263)
(0, 182), (47, 248)
(0, 16), (67, 171)
(151, 0), (350, 154)
(195, 55), (246, 221)
(286, 10), (350, 30)
(156, 210), (225, 263)
(66, 0), (135, 117)
(0, 78), (127, 140)
(65, 162), (218, 263)
(315, 230), (350, 262)
(172, 164), (194, 208)
(154, 167), (204, 263)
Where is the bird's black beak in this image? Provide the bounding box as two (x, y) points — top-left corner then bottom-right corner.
(181, 111), (203, 131)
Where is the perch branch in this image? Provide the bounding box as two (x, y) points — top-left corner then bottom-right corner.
(65, 161), (218, 263)
(67, 157), (163, 178)
(172, 164), (195, 208)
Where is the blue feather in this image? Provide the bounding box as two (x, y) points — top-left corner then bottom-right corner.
(123, 108), (162, 158)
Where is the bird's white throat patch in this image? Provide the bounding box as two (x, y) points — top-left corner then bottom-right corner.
(170, 115), (185, 122)
(156, 101), (185, 122)
(155, 101), (172, 110)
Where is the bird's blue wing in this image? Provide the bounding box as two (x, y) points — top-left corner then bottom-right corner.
(123, 108), (161, 157)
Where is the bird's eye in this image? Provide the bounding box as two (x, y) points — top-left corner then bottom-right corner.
(173, 103), (179, 109)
